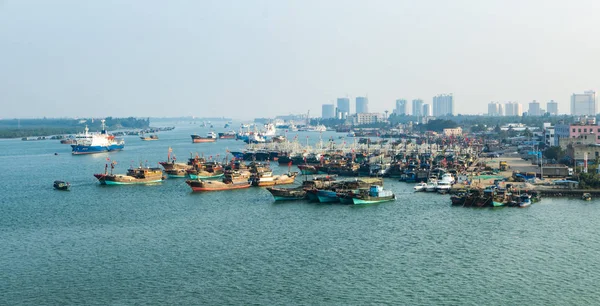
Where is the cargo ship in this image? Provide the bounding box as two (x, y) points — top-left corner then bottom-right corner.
(218, 131), (236, 139)
(191, 131), (217, 143)
(71, 120), (125, 155)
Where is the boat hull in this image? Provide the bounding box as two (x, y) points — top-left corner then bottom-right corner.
(186, 180), (251, 191)
(71, 144), (124, 155)
(352, 195), (396, 205)
(188, 173), (224, 180)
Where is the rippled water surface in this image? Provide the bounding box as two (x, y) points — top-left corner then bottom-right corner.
(1, 121), (599, 305)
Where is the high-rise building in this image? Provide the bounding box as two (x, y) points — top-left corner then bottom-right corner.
(571, 91), (596, 116)
(394, 99), (407, 115)
(504, 102), (523, 116)
(547, 100), (558, 116)
(356, 97), (369, 114)
(412, 99), (424, 117)
(528, 100), (541, 116)
(422, 104), (430, 117)
(336, 98), (350, 119)
(498, 103), (504, 116)
(432, 94), (454, 116)
(488, 102), (500, 116)
(321, 104), (335, 119)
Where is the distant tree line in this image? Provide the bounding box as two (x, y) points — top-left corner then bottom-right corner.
(0, 117), (150, 138)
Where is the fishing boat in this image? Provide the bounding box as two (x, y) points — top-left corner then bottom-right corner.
(316, 189), (340, 203)
(164, 168), (188, 178)
(266, 186), (307, 201)
(298, 164), (318, 175)
(186, 162), (224, 180)
(191, 131), (217, 143)
(94, 165), (164, 185)
(352, 185), (396, 205)
(60, 138), (77, 144)
(413, 182), (428, 192)
(53, 180), (70, 191)
(518, 194), (532, 208)
(582, 193), (592, 201)
(251, 172), (297, 187)
(71, 120), (125, 155)
(140, 134), (158, 141)
(185, 179), (251, 192)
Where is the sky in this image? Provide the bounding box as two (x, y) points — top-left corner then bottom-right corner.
(1, 0), (599, 119)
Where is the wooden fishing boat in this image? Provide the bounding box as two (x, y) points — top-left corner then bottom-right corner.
(94, 167), (164, 185)
(266, 186), (307, 201)
(186, 179), (251, 192)
(352, 186), (395, 205)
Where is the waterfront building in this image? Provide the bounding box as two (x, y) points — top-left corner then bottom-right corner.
(352, 113), (385, 125)
(571, 91), (596, 116)
(356, 97), (369, 114)
(547, 100), (558, 116)
(412, 99), (424, 117)
(321, 104), (335, 119)
(394, 99), (407, 115)
(528, 100), (541, 116)
(337, 98), (351, 116)
(422, 104), (431, 117)
(432, 94), (454, 116)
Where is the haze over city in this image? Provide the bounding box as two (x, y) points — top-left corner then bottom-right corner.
(1, 0), (599, 119)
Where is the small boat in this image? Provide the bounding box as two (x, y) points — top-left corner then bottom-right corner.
(94, 166), (164, 185)
(582, 193), (592, 201)
(518, 194), (532, 208)
(53, 180), (70, 191)
(191, 131), (217, 143)
(413, 182), (427, 192)
(186, 179), (251, 192)
(425, 180), (438, 192)
(298, 164), (318, 175)
(266, 186), (307, 201)
(60, 138), (77, 144)
(352, 186), (396, 205)
(140, 134), (159, 141)
(436, 181), (452, 193)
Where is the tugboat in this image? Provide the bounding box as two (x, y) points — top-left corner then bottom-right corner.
(53, 180), (70, 191)
(191, 131), (217, 143)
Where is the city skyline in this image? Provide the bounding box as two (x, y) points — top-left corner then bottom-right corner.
(1, 1), (600, 119)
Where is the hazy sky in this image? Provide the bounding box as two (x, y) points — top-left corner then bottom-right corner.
(1, 0), (599, 119)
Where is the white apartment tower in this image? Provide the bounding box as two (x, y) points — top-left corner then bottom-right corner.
(571, 91), (596, 116)
(432, 94), (454, 116)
